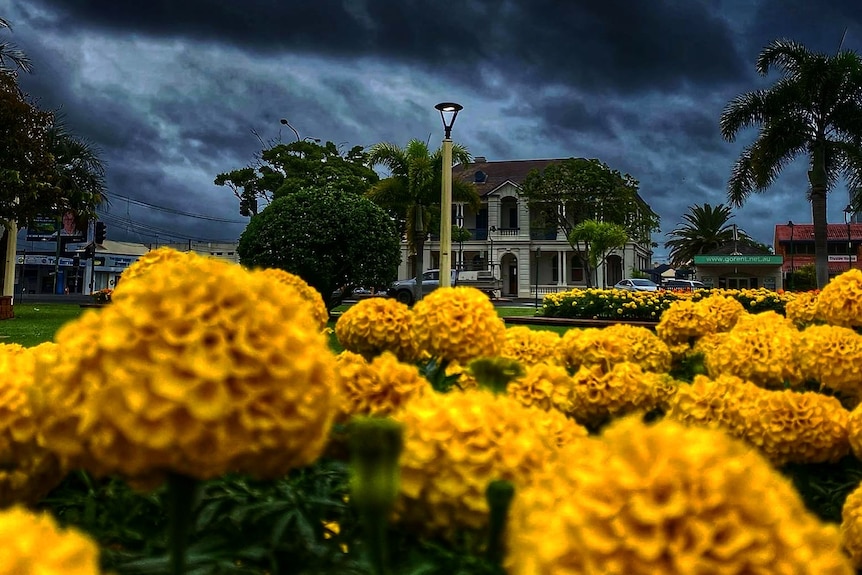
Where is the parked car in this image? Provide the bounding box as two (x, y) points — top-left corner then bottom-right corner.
(613, 278), (660, 292)
(387, 269), (501, 305)
(662, 279), (706, 291)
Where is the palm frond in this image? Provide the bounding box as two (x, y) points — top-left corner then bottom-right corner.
(755, 39), (813, 77)
(727, 151), (756, 207)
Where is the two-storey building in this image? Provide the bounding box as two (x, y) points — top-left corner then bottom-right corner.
(393, 157), (657, 298)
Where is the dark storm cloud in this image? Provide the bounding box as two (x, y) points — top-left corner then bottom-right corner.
(747, 0), (862, 56)
(27, 0), (747, 94)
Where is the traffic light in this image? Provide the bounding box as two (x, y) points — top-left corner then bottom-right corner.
(94, 221), (106, 244)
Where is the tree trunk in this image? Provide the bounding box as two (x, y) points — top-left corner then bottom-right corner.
(809, 145), (829, 289)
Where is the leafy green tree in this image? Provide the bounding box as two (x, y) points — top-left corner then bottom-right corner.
(366, 139), (479, 300)
(664, 203), (750, 267)
(0, 73), (105, 225)
(0, 18), (30, 73)
(237, 188), (400, 308)
(720, 39), (862, 288)
(215, 140), (379, 216)
(569, 220), (628, 288)
(520, 157), (659, 284)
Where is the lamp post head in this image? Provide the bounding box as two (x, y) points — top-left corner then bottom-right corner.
(435, 102), (463, 139)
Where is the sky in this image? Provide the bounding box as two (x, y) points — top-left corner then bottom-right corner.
(2, 0), (862, 262)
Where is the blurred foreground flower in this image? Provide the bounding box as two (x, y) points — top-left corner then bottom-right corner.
(0, 342), (63, 506)
(34, 249), (338, 483)
(0, 505), (103, 574)
(255, 267), (329, 330)
(507, 417), (853, 574)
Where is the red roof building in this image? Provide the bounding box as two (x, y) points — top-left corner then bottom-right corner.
(774, 222), (862, 274)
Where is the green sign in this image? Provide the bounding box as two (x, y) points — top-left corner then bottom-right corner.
(693, 255), (783, 265)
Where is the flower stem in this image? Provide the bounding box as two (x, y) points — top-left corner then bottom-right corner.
(485, 479), (515, 567)
(166, 473), (199, 575)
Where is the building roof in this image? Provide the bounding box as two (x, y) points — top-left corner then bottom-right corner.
(774, 223), (862, 242)
(453, 158), (564, 197)
(96, 240), (151, 256)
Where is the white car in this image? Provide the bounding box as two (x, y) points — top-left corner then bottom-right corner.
(613, 279), (659, 292)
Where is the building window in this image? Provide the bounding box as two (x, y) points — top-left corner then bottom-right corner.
(552, 256), (559, 282)
(571, 257), (584, 282)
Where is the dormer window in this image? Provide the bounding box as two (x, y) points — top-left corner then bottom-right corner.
(474, 170), (487, 183)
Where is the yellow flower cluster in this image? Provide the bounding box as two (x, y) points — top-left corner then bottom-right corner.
(507, 417), (853, 574)
(334, 351), (429, 421)
(798, 324), (862, 402)
(443, 360), (479, 391)
(0, 342), (63, 506)
(507, 362), (572, 413)
(411, 287), (506, 364)
(703, 311), (802, 388)
(119, 246), (190, 282)
(846, 404), (862, 460)
(254, 267), (329, 330)
(34, 249), (338, 482)
(655, 299), (716, 345)
(565, 362), (671, 428)
(0, 506), (103, 574)
(668, 374), (850, 465)
(841, 481), (862, 568)
(335, 297), (417, 361)
(501, 326), (561, 366)
(816, 269), (862, 328)
(785, 290), (823, 326)
(393, 388), (562, 536)
(558, 324), (671, 373)
(530, 406), (590, 448)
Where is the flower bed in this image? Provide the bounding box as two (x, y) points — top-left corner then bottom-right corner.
(5, 252), (862, 574)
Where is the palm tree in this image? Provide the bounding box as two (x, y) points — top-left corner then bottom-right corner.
(48, 124), (108, 216)
(720, 39), (862, 288)
(367, 139), (478, 301)
(0, 18), (31, 73)
(664, 203), (747, 267)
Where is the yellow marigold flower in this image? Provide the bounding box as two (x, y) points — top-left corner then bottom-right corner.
(0, 506), (103, 574)
(507, 417), (853, 575)
(785, 290), (823, 327)
(817, 269), (862, 328)
(703, 311), (803, 388)
(33, 251), (338, 482)
(530, 406), (590, 448)
(254, 267), (329, 331)
(334, 351), (429, 421)
(392, 388), (564, 537)
(501, 326), (561, 366)
(564, 362), (667, 428)
(669, 374), (850, 466)
(697, 293), (745, 332)
(411, 287), (506, 364)
(119, 245), (192, 282)
(842, 482), (862, 567)
(847, 404), (862, 460)
(798, 324), (862, 402)
(507, 362), (573, 413)
(656, 299), (716, 346)
(0, 342), (63, 506)
(335, 297), (417, 361)
(558, 324), (671, 374)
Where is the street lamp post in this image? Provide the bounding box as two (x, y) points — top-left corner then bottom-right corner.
(435, 102), (462, 288)
(845, 205), (853, 272)
(534, 246), (541, 309)
(787, 220), (795, 291)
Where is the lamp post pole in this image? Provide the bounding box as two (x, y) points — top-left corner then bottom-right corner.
(845, 205), (853, 272)
(435, 102), (462, 288)
(787, 220), (794, 291)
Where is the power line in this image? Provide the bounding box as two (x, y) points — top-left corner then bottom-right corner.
(106, 192), (248, 223)
(99, 213), (240, 243)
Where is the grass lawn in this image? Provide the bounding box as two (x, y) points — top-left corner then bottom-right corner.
(0, 302), (566, 350)
(0, 303), (89, 347)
